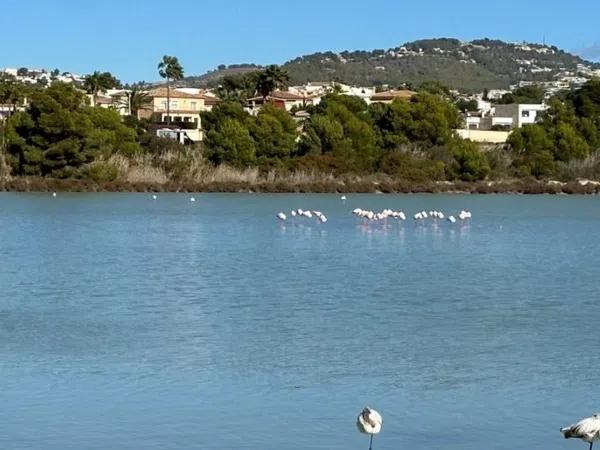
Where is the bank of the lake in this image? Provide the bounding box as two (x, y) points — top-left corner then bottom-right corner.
(1, 175), (600, 195)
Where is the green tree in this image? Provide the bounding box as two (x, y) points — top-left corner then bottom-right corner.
(497, 85), (545, 104)
(455, 98), (479, 112)
(418, 80), (451, 97)
(204, 119), (256, 168)
(307, 94), (379, 172)
(157, 55), (185, 125)
(256, 65), (289, 99)
(84, 71), (121, 105)
(217, 72), (260, 102)
(201, 101), (251, 133)
(250, 104), (298, 162)
(0, 76), (28, 116)
(4, 82), (139, 177)
(508, 124), (555, 177)
(370, 93), (461, 149)
(448, 139), (490, 181)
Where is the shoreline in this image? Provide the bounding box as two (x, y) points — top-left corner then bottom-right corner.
(1, 177), (599, 195)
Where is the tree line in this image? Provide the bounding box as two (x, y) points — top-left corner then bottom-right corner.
(203, 91), (491, 182)
(2, 55), (600, 183)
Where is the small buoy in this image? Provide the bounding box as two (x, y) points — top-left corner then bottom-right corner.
(190, 197), (196, 202)
(52, 192), (57, 197)
(152, 194), (157, 200)
(341, 195), (347, 201)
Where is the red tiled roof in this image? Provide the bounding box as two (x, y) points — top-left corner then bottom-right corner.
(148, 88), (207, 99)
(248, 90), (307, 102)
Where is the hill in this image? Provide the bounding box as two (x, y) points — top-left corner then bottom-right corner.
(185, 38), (600, 92)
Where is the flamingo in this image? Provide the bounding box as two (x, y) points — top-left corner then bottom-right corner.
(276, 212), (287, 221)
(448, 215), (457, 223)
(357, 407), (382, 450)
(291, 210), (297, 217)
(561, 414), (600, 450)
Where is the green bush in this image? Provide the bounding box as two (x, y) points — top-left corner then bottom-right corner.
(86, 162), (119, 182)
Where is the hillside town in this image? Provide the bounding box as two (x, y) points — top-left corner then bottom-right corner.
(2, 64), (597, 146)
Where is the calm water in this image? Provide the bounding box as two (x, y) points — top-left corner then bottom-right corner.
(1, 193), (599, 450)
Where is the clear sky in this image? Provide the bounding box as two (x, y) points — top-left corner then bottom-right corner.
(1, 0), (598, 82)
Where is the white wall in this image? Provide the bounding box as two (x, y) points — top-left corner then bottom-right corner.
(517, 104), (547, 127)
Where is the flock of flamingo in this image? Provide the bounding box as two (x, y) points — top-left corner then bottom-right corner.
(352, 208), (472, 223)
(357, 408), (600, 450)
(277, 209), (328, 223)
(276, 206), (473, 225)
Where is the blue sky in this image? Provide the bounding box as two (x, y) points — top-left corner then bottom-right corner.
(1, 0), (598, 82)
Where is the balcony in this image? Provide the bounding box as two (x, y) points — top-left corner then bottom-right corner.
(154, 121), (199, 130)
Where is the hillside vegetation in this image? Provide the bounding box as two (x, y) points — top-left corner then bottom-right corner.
(186, 38), (598, 92)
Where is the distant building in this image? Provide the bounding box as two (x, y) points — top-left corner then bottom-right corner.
(491, 103), (547, 129)
(141, 88), (209, 142)
(246, 90), (316, 114)
(457, 102), (548, 143)
(88, 89), (130, 116)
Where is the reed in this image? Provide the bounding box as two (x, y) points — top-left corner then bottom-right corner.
(556, 151), (600, 181)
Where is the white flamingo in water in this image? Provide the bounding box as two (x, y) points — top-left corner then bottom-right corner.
(357, 407), (382, 450)
(562, 414), (600, 450)
(276, 212), (287, 221)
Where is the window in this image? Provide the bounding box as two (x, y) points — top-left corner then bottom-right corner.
(161, 101), (167, 110)
(521, 110), (530, 118)
(190, 101), (197, 110)
(171, 101), (178, 109)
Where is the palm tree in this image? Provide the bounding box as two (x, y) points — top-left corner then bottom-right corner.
(84, 71), (120, 106)
(256, 65), (290, 100)
(157, 55), (184, 125)
(123, 88), (152, 119)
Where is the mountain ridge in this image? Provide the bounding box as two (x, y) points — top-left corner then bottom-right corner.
(183, 38), (600, 92)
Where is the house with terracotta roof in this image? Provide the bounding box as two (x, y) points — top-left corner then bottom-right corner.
(370, 89), (416, 104)
(141, 87), (210, 142)
(88, 89), (130, 116)
(246, 90), (318, 115)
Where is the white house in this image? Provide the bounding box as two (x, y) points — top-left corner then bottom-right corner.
(491, 103), (547, 129)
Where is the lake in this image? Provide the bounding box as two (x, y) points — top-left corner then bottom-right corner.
(1, 193), (599, 450)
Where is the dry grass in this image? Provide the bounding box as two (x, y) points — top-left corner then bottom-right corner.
(0, 151), (12, 181)
(556, 151), (600, 181)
